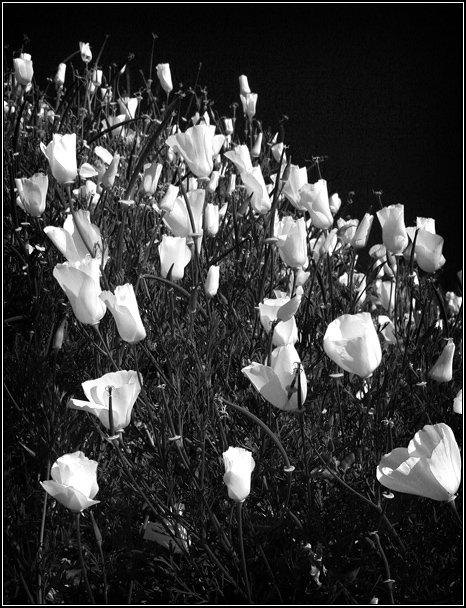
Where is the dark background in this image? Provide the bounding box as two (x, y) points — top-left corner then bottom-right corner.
(3, 2), (463, 291)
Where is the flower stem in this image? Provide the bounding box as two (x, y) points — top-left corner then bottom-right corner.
(75, 512), (96, 604)
(237, 501), (253, 604)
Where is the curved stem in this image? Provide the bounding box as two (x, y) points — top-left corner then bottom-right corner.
(75, 512), (96, 604)
(237, 501), (252, 604)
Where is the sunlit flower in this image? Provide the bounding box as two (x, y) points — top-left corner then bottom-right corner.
(79, 42), (92, 63)
(205, 265), (220, 298)
(276, 216), (308, 269)
(429, 338), (455, 383)
(223, 447), (255, 502)
(156, 63), (173, 94)
(329, 193), (342, 215)
(40, 133), (77, 184)
(251, 132), (263, 158)
(158, 235), (192, 281)
(101, 153), (120, 189)
(258, 292), (299, 346)
(166, 124), (225, 178)
(40, 451), (100, 512)
(337, 218), (359, 246)
(69, 371), (142, 431)
(378, 315), (397, 345)
(371, 279), (395, 314)
(453, 389), (462, 414)
(323, 312), (382, 378)
(15, 173), (48, 217)
(376, 423), (461, 502)
(224, 144), (253, 174)
(282, 164), (308, 209)
(13, 53), (34, 86)
(351, 213), (374, 249)
(238, 75), (251, 96)
(445, 292), (462, 316)
(162, 188), (205, 238)
(142, 161), (163, 195)
(376, 204), (408, 255)
(413, 229), (446, 274)
(205, 203), (219, 235)
(54, 63), (66, 88)
(241, 165), (271, 214)
(242, 344), (307, 411)
(299, 179), (333, 230)
(100, 284), (146, 343)
(118, 96), (140, 120)
(240, 93), (258, 120)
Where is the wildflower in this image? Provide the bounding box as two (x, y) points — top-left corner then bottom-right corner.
(337, 218), (359, 246)
(40, 451), (100, 512)
(166, 124), (225, 178)
(258, 292), (299, 347)
(371, 279), (395, 314)
(69, 371), (142, 431)
(104, 114), (127, 138)
(240, 92), (258, 120)
(413, 229), (446, 274)
(378, 315), (397, 345)
(242, 344), (307, 411)
(118, 96), (140, 120)
(276, 216), (308, 269)
(101, 153), (120, 189)
(158, 235), (192, 281)
(238, 75), (251, 96)
(323, 312), (382, 378)
(13, 53), (34, 86)
(54, 63), (66, 88)
(15, 173), (48, 217)
(158, 184), (180, 212)
(224, 144), (253, 174)
(241, 165), (271, 214)
(156, 63), (173, 94)
(329, 193), (342, 215)
(429, 338), (455, 383)
(100, 284), (146, 343)
(205, 203), (219, 236)
(445, 292), (462, 316)
(376, 204), (409, 255)
(453, 389), (462, 414)
(53, 257), (107, 325)
(351, 213), (374, 249)
(251, 132), (263, 158)
(40, 133), (78, 184)
(376, 423), (461, 502)
(142, 161), (163, 195)
(282, 164), (308, 209)
(205, 265), (220, 298)
(206, 170), (220, 194)
(223, 447), (255, 503)
(79, 42), (92, 63)
(299, 179), (333, 230)
(162, 188), (205, 238)
(271, 141), (286, 163)
(44, 209), (106, 265)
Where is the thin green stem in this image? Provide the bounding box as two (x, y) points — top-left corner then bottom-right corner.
(237, 501), (253, 604)
(75, 512), (96, 604)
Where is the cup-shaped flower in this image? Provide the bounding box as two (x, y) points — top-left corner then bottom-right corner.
(299, 179), (333, 230)
(101, 153), (120, 189)
(337, 218), (359, 246)
(100, 284), (146, 343)
(276, 216), (308, 269)
(259, 294), (299, 346)
(445, 292), (462, 316)
(252, 132), (264, 158)
(453, 389), (462, 414)
(79, 42), (92, 63)
(205, 265), (220, 298)
(414, 229), (446, 273)
(378, 315), (397, 345)
(242, 344), (307, 411)
(44, 209), (106, 265)
(429, 338), (455, 383)
(15, 173), (48, 217)
(40, 133), (77, 184)
(223, 447), (255, 503)
(118, 96), (140, 120)
(53, 257), (107, 325)
(224, 144), (253, 174)
(351, 213), (374, 249)
(241, 166), (271, 214)
(166, 124), (225, 178)
(159, 235), (192, 281)
(14, 53), (34, 86)
(376, 423), (461, 502)
(143, 161), (163, 195)
(40, 451), (100, 512)
(159, 184), (180, 212)
(156, 63), (173, 94)
(104, 114), (126, 137)
(162, 188), (205, 238)
(238, 75), (251, 96)
(329, 193), (342, 215)
(240, 93), (258, 120)
(376, 204), (409, 255)
(371, 279), (395, 314)
(205, 203), (219, 236)
(69, 371), (142, 431)
(282, 165), (308, 209)
(324, 312), (382, 378)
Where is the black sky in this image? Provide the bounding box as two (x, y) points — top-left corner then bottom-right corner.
(3, 2), (464, 290)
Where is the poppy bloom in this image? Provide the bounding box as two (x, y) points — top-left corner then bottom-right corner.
(158, 235), (192, 281)
(118, 96), (139, 120)
(162, 188), (205, 238)
(223, 447), (255, 503)
(240, 93), (258, 120)
(53, 257), (107, 325)
(238, 75), (251, 96)
(282, 164), (308, 209)
(259, 292), (300, 347)
(323, 312), (382, 378)
(429, 338), (455, 383)
(224, 144), (253, 174)
(40, 451), (100, 512)
(142, 161), (163, 195)
(79, 42), (92, 63)
(205, 265), (220, 298)
(376, 423), (461, 502)
(276, 216), (308, 269)
(166, 124), (225, 178)
(15, 173), (48, 217)
(69, 370), (142, 431)
(14, 53), (34, 86)
(241, 166), (271, 214)
(156, 63), (173, 94)
(40, 133), (78, 185)
(414, 229), (446, 274)
(351, 213), (374, 250)
(242, 344), (307, 411)
(453, 389), (462, 414)
(299, 179), (333, 230)
(100, 284), (146, 343)
(376, 204), (409, 255)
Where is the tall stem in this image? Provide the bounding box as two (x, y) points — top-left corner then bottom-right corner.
(237, 501), (252, 604)
(75, 512), (96, 604)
